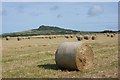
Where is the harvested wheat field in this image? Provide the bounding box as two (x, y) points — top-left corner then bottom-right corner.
(2, 33), (119, 78)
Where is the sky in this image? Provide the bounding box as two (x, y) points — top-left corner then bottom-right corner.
(0, 2), (118, 33)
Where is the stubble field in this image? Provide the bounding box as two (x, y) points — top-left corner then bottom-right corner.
(1, 33), (119, 78)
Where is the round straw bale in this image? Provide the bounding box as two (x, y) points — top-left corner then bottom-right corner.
(55, 42), (93, 71)
(76, 36), (83, 41)
(28, 36), (30, 39)
(111, 34), (114, 37)
(113, 33), (116, 36)
(106, 33), (110, 37)
(65, 36), (69, 39)
(41, 37), (44, 39)
(45, 36), (48, 38)
(113, 33), (115, 36)
(91, 35), (96, 40)
(17, 37), (21, 41)
(49, 36), (52, 39)
(70, 35), (73, 38)
(53, 36), (56, 38)
(6, 36), (10, 41)
(84, 35), (89, 40)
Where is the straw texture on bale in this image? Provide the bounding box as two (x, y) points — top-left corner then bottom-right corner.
(55, 42), (93, 71)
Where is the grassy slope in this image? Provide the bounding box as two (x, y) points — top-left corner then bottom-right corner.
(2, 26), (80, 37)
(2, 34), (118, 78)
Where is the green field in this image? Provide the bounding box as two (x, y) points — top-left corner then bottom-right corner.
(2, 33), (118, 78)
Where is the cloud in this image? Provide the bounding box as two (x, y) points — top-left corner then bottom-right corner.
(88, 5), (104, 16)
(57, 14), (62, 18)
(50, 5), (59, 11)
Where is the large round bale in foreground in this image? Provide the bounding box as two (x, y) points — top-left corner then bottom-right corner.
(55, 42), (93, 71)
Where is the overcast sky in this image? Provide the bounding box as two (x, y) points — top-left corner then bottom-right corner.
(1, 2), (118, 33)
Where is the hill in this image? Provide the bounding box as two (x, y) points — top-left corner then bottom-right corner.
(2, 25), (80, 37)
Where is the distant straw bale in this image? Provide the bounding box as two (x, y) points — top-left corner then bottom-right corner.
(53, 36), (56, 39)
(110, 34), (114, 37)
(84, 35), (89, 40)
(91, 35), (96, 40)
(17, 37), (21, 41)
(113, 33), (116, 36)
(6, 36), (10, 41)
(70, 35), (73, 38)
(76, 36), (83, 41)
(106, 33), (110, 37)
(49, 36), (52, 39)
(65, 36), (69, 39)
(28, 36), (30, 39)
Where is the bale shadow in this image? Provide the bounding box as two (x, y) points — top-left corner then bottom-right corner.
(37, 64), (59, 70)
(37, 64), (79, 71)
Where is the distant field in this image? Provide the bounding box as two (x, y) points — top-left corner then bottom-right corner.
(2, 33), (118, 78)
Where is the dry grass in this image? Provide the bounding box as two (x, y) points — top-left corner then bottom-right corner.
(2, 33), (118, 78)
